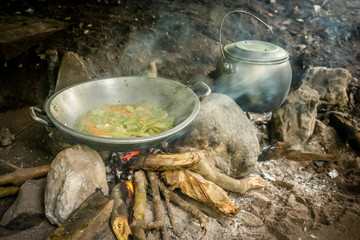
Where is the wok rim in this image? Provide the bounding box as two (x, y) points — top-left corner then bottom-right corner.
(45, 76), (200, 146)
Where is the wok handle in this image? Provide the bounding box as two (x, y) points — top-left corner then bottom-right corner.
(29, 107), (54, 127)
(192, 82), (211, 101)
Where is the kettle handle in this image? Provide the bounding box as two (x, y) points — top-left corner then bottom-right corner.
(219, 10), (277, 59)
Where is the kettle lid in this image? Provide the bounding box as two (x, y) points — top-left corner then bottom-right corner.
(224, 40), (289, 63)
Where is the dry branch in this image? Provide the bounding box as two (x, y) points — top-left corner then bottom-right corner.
(0, 186), (20, 198)
(147, 171), (170, 240)
(272, 142), (337, 162)
(130, 170), (147, 240)
(136, 152), (265, 194)
(0, 160), (50, 186)
(46, 189), (114, 240)
(162, 187), (180, 238)
(145, 220), (164, 230)
(158, 181), (207, 230)
(179, 194), (227, 227)
(110, 182), (132, 240)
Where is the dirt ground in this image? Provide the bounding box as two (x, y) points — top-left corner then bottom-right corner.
(1, 0), (360, 239)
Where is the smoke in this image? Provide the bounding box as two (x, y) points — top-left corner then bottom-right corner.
(69, 3), (223, 84)
(213, 62), (292, 113)
(71, 4), (297, 115)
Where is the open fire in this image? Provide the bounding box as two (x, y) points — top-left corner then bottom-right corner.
(120, 151), (140, 163)
(98, 147), (265, 239)
(1, 0), (360, 240)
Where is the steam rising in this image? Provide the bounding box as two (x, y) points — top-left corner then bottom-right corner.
(213, 61), (292, 113)
(74, 7), (295, 114)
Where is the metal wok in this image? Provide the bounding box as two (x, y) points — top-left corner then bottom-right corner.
(30, 77), (210, 151)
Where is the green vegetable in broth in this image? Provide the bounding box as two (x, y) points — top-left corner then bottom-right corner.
(75, 104), (174, 138)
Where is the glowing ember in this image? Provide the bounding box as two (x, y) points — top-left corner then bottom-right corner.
(120, 151), (140, 162)
(125, 180), (134, 193)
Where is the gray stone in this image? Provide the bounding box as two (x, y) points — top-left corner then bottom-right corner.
(55, 51), (91, 92)
(306, 120), (342, 153)
(269, 85), (320, 148)
(0, 127), (15, 147)
(306, 120), (359, 161)
(0, 221), (55, 240)
(302, 67), (355, 106)
(0, 178), (46, 229)
(174, 93), (260, 178)
(44, 144), (109, 226)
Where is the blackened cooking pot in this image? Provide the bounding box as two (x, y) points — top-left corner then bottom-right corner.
(30, 77), (210, 151)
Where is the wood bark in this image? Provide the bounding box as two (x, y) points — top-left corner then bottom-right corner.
(162, 170), (239, 216)
(46, 189), (114, 240)
(0, 160), (50, 186)
(110, 182), (132, 240)
(136, 152), (265, 194)
(139, 152), (201, 170)
(130, 170), (147, 240)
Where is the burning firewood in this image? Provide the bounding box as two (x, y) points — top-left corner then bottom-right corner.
(130, 170), (148, 240)
(0, 159), (50, 186)
(162, 170), (239, 216)
(110, 182), (133, 240)
(46, 189), (114, 240)
(134, 152), (265, 194)
(145, 171), (208, 239)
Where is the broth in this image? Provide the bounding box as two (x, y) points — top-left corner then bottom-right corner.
(74, 104), (174, 138)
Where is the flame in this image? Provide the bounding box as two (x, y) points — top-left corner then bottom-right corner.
(120, 151), (140, 162)
(125, 181), (134, 193)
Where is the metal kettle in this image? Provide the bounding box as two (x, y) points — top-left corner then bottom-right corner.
(214, 10), (292, 113)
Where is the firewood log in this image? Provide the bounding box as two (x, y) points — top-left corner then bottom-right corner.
(110, 182), (132, 240)
(158, 181), (207, 230)
(46, 189), (114, 240)
(0, 160), (50, 186)
(130, 170), (147, 240)
(0, 186), (20, 198)
(162, 185), (180, 238)
(135, 152), (265, 194)
(147, 171), (170, 240)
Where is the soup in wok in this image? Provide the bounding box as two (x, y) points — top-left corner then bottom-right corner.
(74, 103), (174, 138)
